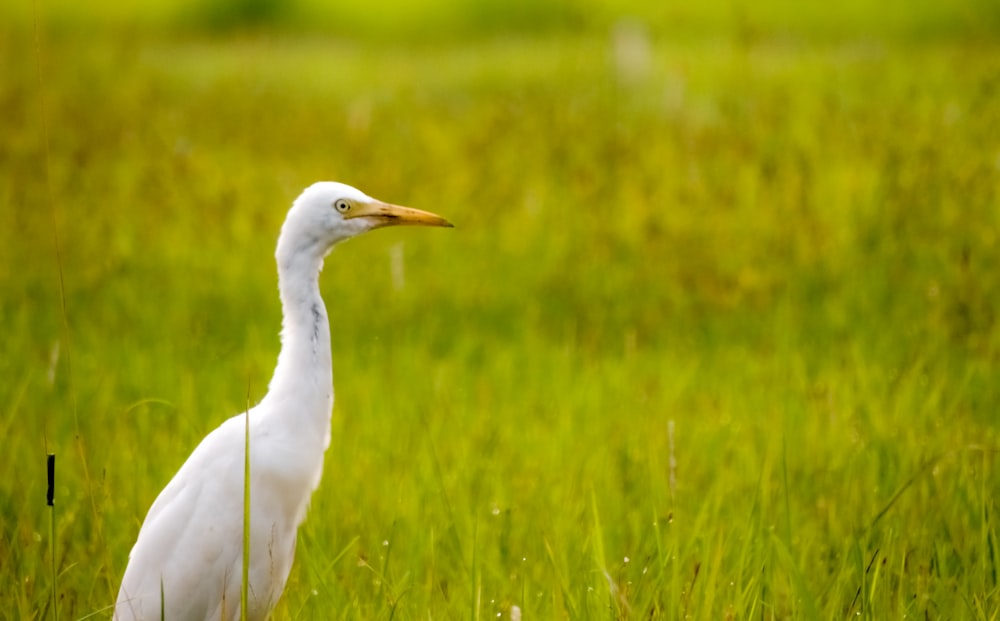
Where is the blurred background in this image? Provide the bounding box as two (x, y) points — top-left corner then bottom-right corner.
(6, 0), (1000, 39)
(3, 0), (1000, 618)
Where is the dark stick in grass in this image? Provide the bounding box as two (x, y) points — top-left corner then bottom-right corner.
(47, 453), (57, 621)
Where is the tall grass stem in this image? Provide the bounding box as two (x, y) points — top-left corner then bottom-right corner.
(241, 393), (250, 621)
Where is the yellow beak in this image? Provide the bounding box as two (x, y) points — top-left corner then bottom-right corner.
(347, 200), (453, 229)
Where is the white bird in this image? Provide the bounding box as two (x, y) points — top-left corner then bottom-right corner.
(114, 182), (452, 620)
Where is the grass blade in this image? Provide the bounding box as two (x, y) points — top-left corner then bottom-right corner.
(770, 533), (819, 619)
(241, 397), (251, 621)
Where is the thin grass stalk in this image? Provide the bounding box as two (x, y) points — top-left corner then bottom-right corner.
(241, 399), (250, 621)
(471, 516), (480, 621)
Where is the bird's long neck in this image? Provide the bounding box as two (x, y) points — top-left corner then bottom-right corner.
(262, 247), (334, 439)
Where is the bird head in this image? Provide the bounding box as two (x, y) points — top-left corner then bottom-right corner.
(278, 182), (452, 261)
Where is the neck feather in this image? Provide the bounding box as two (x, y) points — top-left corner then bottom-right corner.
(261, 246), (334, 436)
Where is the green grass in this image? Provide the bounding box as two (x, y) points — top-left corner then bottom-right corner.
(2, 1), (1000, 618)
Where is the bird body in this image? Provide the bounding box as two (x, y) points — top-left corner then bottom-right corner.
(115, 182), (451, 620)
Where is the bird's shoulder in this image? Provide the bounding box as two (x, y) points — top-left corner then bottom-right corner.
(138, 414), (250, 531)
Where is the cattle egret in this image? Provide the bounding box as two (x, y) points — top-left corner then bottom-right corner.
(114, 182), (452, 620)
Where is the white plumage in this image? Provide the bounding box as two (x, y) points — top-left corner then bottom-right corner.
(114, 182), (451, 620)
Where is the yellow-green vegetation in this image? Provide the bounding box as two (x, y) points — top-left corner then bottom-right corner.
(2, 0), (999, 618)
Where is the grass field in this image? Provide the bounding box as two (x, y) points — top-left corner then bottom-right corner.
(2, 0), (1000, 618)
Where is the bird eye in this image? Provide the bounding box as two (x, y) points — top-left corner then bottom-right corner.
(334, 199), (351, 213)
